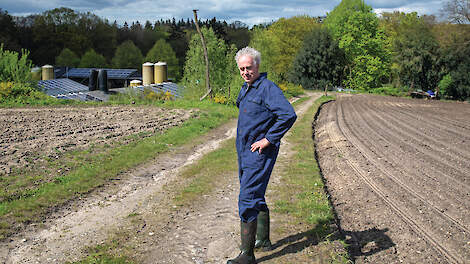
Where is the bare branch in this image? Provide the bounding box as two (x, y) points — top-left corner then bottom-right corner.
(441, 0), (470, 24)
(192, 9), (212, 101)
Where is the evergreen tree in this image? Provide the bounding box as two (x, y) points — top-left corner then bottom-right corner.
(0, 9), (20, 52)
(289, 27), (345, 90)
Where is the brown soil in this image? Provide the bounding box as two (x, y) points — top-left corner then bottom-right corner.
(0, 94), (324, 264)
(0, 105), (196, 174)
(315, 94), (470, 264)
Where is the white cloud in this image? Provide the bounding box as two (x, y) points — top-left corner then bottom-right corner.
(5, 0), (445, 26)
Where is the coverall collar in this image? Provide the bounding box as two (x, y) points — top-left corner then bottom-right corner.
(238, 72), (268, 107)
(245, 72), (268, 90)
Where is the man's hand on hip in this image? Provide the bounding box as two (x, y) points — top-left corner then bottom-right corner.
(250, 138), (271, 153)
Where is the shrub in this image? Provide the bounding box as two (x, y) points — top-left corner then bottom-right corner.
(0, 44), (33, 83)
(438, 74), (453, 97)
(368, 85), (406, 96)
(0, 81), (55, 104)
(143, 88), (174, 101)
(278, 83), (304, 98)
(213, 94), (227, 104)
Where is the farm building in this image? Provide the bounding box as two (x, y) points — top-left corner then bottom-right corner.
(37, 63), (182, 102)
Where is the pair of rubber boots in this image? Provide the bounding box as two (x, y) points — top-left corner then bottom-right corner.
(227, 210), (272, 264)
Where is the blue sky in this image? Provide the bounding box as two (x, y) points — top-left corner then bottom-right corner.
(2, 0), (445, 26)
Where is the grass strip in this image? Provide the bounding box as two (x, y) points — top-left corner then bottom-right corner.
(174, 138), (238, 206)
(272, 95), (350, 263)
(0, 101), (238, 239)
(274, 95), (335, 226)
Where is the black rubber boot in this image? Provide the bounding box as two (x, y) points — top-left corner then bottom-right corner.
(227, 220), (257, 264)
(254, 210), (272, 251)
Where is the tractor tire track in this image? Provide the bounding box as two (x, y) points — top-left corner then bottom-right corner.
(346, 97), (470, 229)
(315, 94), (470, 263)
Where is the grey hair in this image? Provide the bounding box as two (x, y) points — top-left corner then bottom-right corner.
(235, 47), (261, 66)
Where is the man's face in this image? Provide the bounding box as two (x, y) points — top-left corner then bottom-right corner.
(237, 55), (260, 85)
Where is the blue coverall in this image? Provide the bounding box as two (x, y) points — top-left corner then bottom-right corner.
(236, 72), (297, 223)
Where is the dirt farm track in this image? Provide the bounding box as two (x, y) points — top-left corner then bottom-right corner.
(315, 94), (470, 263)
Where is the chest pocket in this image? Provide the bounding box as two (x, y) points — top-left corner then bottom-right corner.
(246, 97), (265, 116)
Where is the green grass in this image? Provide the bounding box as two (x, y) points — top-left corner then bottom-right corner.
(0, 99), (238, 239)
(272, 95), (351, 263)
(174, 138), (237, 206)
(274, 95), (335, 226)
(66, 242), (135, 264)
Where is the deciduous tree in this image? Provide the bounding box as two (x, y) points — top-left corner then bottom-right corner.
(112, 40), (143, 70)
(325, 0), (391, 90)
(145, 39), (180, 80)
(391, 12), (441, 91)
(250, 16), (319, 83)
(440, 35), (470, 100)
(441, 0), (470, 24)
(79, 49), (107, 68)
(182, 27), (236, 101)
(55, 48), (80, 67)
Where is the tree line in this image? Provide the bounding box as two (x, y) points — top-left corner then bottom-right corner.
(1, 0), (469, 101)
(182, 0), (470, 102)
(0, 7), (251, 81)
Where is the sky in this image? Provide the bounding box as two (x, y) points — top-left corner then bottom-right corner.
(2, 0), (446, 26)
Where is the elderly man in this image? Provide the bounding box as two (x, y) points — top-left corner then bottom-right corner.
(228, 47), (297, 264)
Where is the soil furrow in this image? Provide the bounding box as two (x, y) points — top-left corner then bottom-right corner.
(318, 100), (441, 263)
(357, 98), (470, 185)
(365, 98), (470, 163)
(0, 106), (195, 174)
(381, 99), (470, 139)
(336, 97), (465, 263)
(344, 97), (470, 232)
(383, 97), (470, 129)
(352, 98), (470, 198)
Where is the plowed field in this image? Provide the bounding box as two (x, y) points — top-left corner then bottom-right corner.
(0, 106), (195, 174)
(315, 94), (470, 263)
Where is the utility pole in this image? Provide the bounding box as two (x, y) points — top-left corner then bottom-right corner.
(193, 9), (212, 100)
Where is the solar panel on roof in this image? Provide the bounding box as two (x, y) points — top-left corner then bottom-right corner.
(38, 79), (102, 102)
(39, 79), (89, 96)
(61, 68), (138, 79)
(134, 82), (182, 97)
